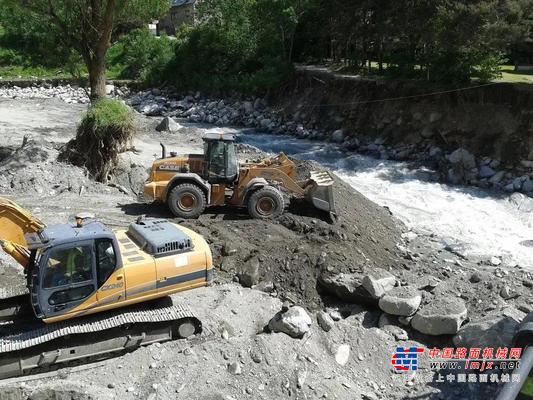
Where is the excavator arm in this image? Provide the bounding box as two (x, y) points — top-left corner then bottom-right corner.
(0, 197), (45, 268)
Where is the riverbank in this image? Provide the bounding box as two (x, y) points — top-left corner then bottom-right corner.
(0, 93), (531, 399)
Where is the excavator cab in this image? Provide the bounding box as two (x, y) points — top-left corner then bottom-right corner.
(203, 133), (238, 184)
(26, 221), (123, 320)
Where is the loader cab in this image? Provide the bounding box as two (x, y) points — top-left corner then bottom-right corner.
(27, 221), (123, 319)
(203, 133), (238, 184)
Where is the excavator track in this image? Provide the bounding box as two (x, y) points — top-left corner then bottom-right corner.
(0, 303), (202, 379)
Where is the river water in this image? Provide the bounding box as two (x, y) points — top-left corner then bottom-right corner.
(209, 129), (533, 270)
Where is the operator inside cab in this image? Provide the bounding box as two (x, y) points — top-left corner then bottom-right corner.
(44, 247), (92, 288)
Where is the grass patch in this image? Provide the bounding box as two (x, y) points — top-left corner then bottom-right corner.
(494, 65), (533, 84)
(60, 99), (134, 182)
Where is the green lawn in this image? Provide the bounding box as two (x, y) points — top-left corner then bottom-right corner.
(494, 65), (533, 84)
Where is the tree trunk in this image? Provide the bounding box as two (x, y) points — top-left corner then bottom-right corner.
(88, 56), (107, 102)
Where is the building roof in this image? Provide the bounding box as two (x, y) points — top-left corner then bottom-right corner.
(171, 0), (195, 7)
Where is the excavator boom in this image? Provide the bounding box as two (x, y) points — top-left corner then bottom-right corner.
(0, 197), (45, 268)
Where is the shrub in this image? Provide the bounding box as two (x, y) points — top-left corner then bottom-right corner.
(60, 99), (134, 182)
(108, 28), (175, 84)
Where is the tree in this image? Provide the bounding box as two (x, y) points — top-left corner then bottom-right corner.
(9, 0), (169, 100)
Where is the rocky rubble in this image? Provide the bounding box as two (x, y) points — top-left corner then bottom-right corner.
(3, 83), (533, 197)
(0, 90), (530, 400)
(126, 88), (533, 198)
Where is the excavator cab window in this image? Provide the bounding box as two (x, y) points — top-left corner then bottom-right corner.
(204, 140), (238, 184)
(43, 246), (93, 289)
(39, 243), (96, 316)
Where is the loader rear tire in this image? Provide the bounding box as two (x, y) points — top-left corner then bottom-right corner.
(247, 186), (284, 219)
(168, 183), (206, 219)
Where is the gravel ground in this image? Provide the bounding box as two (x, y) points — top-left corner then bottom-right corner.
(0, 98), (531, 400)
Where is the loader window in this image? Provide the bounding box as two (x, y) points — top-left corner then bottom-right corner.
(96, 240), (117, 287)
(205, 140), (238, 183)
(208, 141), (226, 177)
(43, 246), (94, 289)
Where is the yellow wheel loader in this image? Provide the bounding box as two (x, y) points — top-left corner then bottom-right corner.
(0, 197), (213, 378)
(144, 133), (336, 219)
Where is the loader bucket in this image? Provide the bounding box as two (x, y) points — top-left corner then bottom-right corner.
(305, 171), (336, 213)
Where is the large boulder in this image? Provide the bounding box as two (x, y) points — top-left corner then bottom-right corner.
(318, 273), (378, 306)
(411, 297), (467, 335)
(317, 311), (335, 332)
(237, 257), (260, 288)
(378, 286), (422, 316)
(361, 269), (396, 299)
(453, 306), (525, 348)
(447, 148), (478, 184)
(331, 129), (345, 143)
(156, 116), (181, 133)
(268, 306), (312, 339)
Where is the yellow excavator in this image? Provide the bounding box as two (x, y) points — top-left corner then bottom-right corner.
(144, 133), (336, 219)
(0, 197), (213, 378)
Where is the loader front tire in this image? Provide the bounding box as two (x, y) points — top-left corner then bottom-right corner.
(247, 186), (284, 219)
(168, 183), (206, 219)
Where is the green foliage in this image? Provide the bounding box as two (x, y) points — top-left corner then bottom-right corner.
(107, 29), (175, 83)
(0, 5), (73, 67)
(165, 0), (294, 92)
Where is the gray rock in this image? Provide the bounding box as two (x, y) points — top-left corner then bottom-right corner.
(469, 272), (483, 283)
(479, 165), (496, 179)
(317, 311), (335, 332)
(318, 273), (378, 306)
(268, 306), (312, 339)
(141, 103), (164, 116)
(335, 344), (350, 366)
(447, 148), (477, 183)
(155, 116), (181, 132)
(522, 179), (533, 193)
(378, 286), (422, 316)
(105, 84), (115, 95)
(513, 177), (524, 190)
(453, 307), (525, 348)
(420, 126), (434, 139)
(489, 171), (505, 184)
(237, 257), (260, 288)
(500, 286), (513, 300)
(411, 297), (467, 335)
(361, 269), (396, 299)
(331, 129), (345, 143)
(504, 183), (515, 192)
(227, 362), (242, 375)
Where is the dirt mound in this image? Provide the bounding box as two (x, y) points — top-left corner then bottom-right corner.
(173, 160), (403, 309)
(0, 138), (108, 196)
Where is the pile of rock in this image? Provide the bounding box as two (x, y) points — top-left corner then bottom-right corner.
(0, 83), (131, 104)
(0, 84), (91, 104)
(129, 89), (533, 198)
(318, 268), (469, 337)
